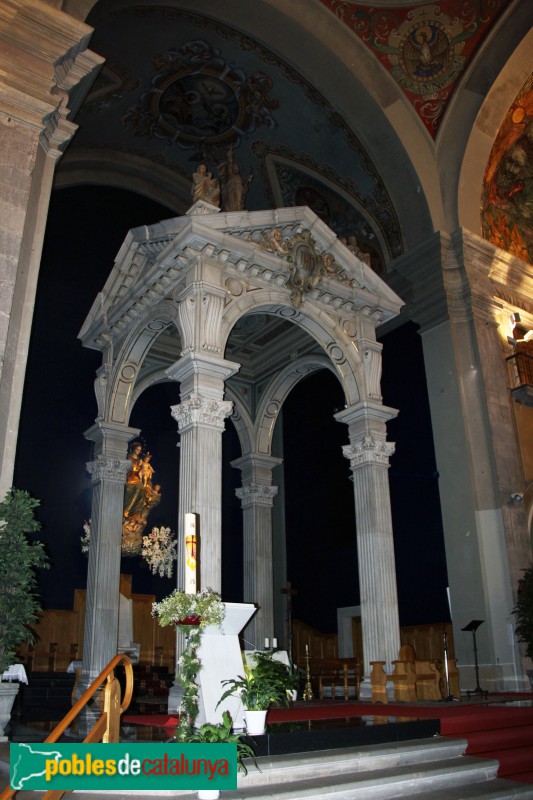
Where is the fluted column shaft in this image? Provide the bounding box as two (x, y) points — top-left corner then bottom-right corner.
(82, 422), (139, 680)
(168, 352), (239, 592)
(232, 454), (282, 649)
(336, 402), (400, 683)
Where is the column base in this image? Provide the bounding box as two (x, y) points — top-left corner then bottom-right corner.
(167, 682), (184, 714)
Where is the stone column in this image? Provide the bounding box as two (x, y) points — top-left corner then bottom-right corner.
(168, 352), (240, 592)
(0, 3), (102, 497)
(81, 422), (139, 685)
(336, 401), (400, 694)
(232, 454), (282, 650)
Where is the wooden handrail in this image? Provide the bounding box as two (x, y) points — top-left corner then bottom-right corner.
(0, 653), (134, 800)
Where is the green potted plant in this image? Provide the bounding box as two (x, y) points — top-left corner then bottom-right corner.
(0, 489), (49, 737)
(218, 652), (291, 735)
(253, 651), (300, 698)
(514, 565), (533, 687)
(188, 709), (258, 798)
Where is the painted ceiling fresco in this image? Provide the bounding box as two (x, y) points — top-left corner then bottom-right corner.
(73, 5), (404, 269)
(320, 0), (508, 136)
(483, 75), (533, 265)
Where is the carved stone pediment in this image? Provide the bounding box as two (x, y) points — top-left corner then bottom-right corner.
(79, 206), (403, 352)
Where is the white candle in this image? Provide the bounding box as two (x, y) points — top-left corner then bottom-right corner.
(184, 513), (197, 595)
(264, 638), (270, 649)
(272, 638), (278, 649)
(305, 644), (309, 655)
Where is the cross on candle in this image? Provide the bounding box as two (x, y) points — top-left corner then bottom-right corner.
(184, 513), (197, 594)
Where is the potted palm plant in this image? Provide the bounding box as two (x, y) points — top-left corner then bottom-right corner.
(218, 651), (292, 735)
(0, 489), (49, 738)
(188, 710), (258, 799)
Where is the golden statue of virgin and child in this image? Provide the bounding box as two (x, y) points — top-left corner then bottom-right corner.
(122, 441), (162, 556)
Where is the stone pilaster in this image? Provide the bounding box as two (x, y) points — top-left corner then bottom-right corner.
(232, 453), (282, 650)
(168, 352), (239, 592)
(82, 422), (139, 682)
(391, 229), (531, 690)
(0, 2), (102, 497)
(336, 401), (400, 687)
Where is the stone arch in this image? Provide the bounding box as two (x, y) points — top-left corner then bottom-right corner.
(56, 148), (189, 216)
(107, 303), (181, 425)
(222, 291), (365, 409)
(254, 355), (338, 456)
(224, 387), (254, 458)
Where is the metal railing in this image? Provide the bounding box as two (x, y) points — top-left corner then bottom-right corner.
(0, 653), (134, 800)
(506, 350), (533, 390)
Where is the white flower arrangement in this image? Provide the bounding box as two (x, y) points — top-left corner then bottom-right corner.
(141, 526), (176, 578)
(152, 589), (225, 741)
(81, 521), (91, 554)
(81, 521), (177, 579)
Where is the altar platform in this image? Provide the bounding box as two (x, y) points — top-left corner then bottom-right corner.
(2, 694), (533, 784)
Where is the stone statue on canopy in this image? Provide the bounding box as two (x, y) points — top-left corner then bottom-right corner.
(217, 145), (253, 212)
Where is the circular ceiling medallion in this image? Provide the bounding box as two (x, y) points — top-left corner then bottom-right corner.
(150, 67), (246, 145)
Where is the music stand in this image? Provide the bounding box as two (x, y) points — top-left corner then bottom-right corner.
(461, 619), (488, 697)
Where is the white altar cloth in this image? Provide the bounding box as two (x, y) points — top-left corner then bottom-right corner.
(1, 664), (28, 683)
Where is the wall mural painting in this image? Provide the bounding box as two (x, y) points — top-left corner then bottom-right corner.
(122, 39), (279, 162)
(321, 0), (507, 137)
(482, 76), (533, 265)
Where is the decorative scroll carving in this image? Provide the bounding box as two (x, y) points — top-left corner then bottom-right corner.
(342, 437), (395, 468)
(178, 295), (195, 354)
(171, 396), (233, 432)
(236, 484), (278, 508)
(178, 290), (225, 354)
(362, 342), (383, 401)
(86, 456), (131, 483)
(202, 292), (225, 352)
(94, 363), (111, 421)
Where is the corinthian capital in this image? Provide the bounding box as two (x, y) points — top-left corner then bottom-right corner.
(86, 456), (131, 483)
(171, 396), (233, 432)
(342, 436), (395, 468)
(236, 484), (279, 508)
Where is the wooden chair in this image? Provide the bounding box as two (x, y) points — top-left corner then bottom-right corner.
(369, 660), (388, 704)
(395, 644), (441, 700)
(391, 655), (417, 702)
(312, 658), (360, 700)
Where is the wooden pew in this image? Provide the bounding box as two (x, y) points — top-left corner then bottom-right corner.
(310, 658), (360, 700)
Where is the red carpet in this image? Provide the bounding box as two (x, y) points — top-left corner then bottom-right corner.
(269, 700), (533, 784)
(125, 698), (533, 784)
(124, 714), (179, 728)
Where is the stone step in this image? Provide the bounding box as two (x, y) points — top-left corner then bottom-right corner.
(231, 755), (498, 799)
(57, 737), (531, 800)
(4, 736), (533, 800)
(239, 736), (468, 787)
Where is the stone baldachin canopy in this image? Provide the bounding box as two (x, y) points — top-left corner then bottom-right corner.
(79, 203), (404, 427)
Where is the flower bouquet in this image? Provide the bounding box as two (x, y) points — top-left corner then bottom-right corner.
(152, 589), (225, 741)
(141, 526), (176, 578)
